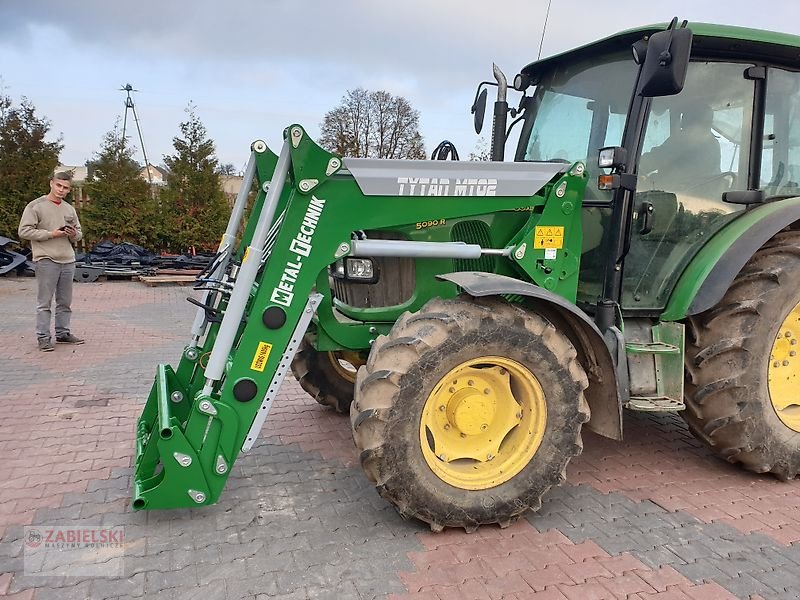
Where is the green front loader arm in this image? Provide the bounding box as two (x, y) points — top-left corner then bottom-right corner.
(133, 125), (587, 510)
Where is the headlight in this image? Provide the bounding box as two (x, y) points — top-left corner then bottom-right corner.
(598, 146), (627, 170)
(345, 258), (374, 280)
(330, 258), (379, 283)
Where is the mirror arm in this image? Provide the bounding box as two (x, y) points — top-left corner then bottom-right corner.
(471, 81), (497, 113)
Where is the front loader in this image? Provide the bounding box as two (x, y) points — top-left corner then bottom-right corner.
(134, 19), (800, 531)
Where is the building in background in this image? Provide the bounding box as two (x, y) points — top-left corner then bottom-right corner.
(54, 165), (88, 183)
(139, 164), (168, 186)
(220, 174), (244, 205)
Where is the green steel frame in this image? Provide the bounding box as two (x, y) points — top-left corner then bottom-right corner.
(133, 125), (588, 509)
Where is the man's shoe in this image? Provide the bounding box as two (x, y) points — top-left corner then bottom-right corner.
(56, 333), (84, 345)
(38, 339), (55, 352)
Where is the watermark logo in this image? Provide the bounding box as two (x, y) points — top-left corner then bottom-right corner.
(23, 526), (125, 577)
(25, 528), (43, 548)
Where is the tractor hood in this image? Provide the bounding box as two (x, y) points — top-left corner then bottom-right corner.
(342, 158), (567, 197)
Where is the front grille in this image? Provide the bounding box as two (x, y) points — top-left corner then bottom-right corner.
(451, 220), (496, 273)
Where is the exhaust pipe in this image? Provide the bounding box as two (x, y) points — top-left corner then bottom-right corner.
(490, 64), (509, 162)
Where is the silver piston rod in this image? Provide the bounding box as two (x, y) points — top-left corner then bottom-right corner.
(350, 239), (510, 259)
(200, 139), (292, 395)
(189, 150), (259, 343)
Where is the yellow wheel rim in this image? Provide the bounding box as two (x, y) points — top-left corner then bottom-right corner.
(768, 302), (800, 432)
(327, 351), (364, 384)
(419, 356), (547, 490)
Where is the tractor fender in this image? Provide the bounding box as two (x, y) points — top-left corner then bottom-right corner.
(437, 271), (623, 441)
(662, 196), (800, 321)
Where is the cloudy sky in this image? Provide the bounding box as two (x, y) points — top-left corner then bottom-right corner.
(1, 1), (797, 172)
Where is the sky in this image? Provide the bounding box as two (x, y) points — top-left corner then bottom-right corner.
(1, 1), (798, 173)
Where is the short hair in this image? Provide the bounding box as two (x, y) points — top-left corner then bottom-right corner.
(53, 171), (73, 182)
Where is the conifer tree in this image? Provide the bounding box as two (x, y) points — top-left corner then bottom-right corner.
(0, 95), (62, 239)
(82, 123), (160, 248)
(160, 104), (229, 252)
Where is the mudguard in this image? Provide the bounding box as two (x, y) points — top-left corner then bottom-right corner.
(437, 271), (624, 441)
(662, 196), (800, 321)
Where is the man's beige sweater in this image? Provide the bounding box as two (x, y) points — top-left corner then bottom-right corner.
(18, 196), (83, 263)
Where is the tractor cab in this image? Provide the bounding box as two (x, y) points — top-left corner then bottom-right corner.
(499, 22), (800, 315)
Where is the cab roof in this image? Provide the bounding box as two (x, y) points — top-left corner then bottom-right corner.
(520, 22), (800, 81)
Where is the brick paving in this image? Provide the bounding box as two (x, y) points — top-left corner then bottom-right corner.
(0, 276), (799, 599)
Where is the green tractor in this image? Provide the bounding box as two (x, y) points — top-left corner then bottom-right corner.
(133, 19), (800, 531)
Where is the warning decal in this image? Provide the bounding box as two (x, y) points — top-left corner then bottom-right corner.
(534, 226), (564, 249)
(250, 342), (273, 372)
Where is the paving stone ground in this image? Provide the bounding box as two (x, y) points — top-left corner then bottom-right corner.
(1, 276), (799, 600)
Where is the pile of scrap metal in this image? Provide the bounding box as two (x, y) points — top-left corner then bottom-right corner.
(73, 241), (214, 283)
(0, 236), (33, 276)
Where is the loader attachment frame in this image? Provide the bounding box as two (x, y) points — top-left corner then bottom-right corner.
(133, 124), (588, 510)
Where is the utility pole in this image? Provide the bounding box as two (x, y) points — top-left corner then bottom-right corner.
(120, 83), (153, 186)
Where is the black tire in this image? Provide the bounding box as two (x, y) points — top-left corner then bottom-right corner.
(684, 230), (800, 479)
(290, 335), (363, 414)
(351, 296), (589, 531)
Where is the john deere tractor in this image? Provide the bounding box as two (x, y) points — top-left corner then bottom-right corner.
(133, 19), (800, 531)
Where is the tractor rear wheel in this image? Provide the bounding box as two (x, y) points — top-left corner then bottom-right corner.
(351, 296), (589, 531)
(684, 231), (800, 479)
(291, 335), (364, 414)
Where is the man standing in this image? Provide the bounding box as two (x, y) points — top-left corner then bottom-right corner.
(18, 171), (85, 351)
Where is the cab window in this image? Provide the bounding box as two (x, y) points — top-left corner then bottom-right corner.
(762, 69), (800, 197)
(623, 61), (754, 309)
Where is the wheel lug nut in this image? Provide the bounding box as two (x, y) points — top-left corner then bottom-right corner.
(792, 339), (798, 346)
(786, 331), (793, 338)
(480, 424), (488, 431)
(439, 405), (446, 411)
(791, 351), (797, 357)
(783, 360), (790, 366)
(467, 380), (474, 386)
(449, 387), (456, 393)
(443, 424), (450, 430)
(483, 388), (490, 395)
(774, 361), (781, 368)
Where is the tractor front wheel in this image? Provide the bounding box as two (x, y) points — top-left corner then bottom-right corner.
(351, 296), (589, 531)
(685, 231), (800, 479)
(291, 335), (364, 414)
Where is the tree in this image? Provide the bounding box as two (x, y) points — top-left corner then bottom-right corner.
(469, 137), (491, 161)
(160, 104), (229, 252)
(82, 123), (160, 248)
(0, 95), (62, 239)
(319, 88), (425, 159)
(218, 163), (237, 176)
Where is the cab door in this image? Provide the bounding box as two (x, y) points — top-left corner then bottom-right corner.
(622, 61), (756, 311)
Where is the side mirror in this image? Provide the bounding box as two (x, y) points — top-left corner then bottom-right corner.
(472, 88), (488, 134)
(639, 25), (692, 97)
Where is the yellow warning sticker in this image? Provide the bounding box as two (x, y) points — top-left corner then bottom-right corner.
(534, 226), (564, 249)
(250, 341), (273, 372)
(242, 247), (251, 264)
